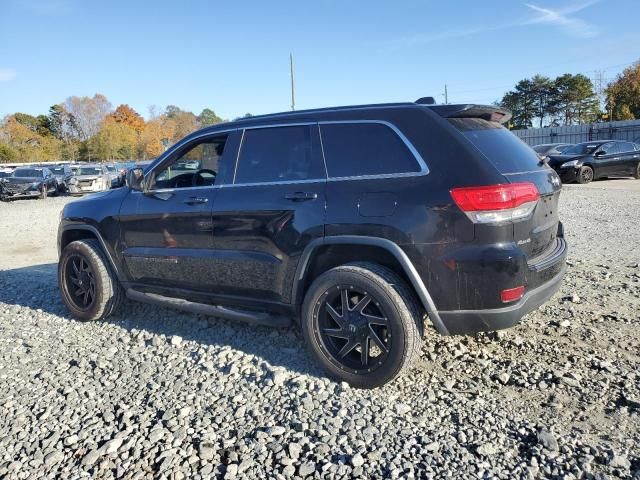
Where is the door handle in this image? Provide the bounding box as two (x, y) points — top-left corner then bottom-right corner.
(284, 192), (318, 202)
(183, 196), (208, 205)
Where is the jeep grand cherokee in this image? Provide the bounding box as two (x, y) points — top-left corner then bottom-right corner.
(57, 99), (567, 388)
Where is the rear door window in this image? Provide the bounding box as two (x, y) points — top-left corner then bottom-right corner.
(320, 122), (422, 178)
(234, 125), (324, 184)
(449, 118), (544, 174)
(618, 142), (635, 153)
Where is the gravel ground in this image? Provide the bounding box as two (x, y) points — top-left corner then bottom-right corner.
(0, 181), (639, 479)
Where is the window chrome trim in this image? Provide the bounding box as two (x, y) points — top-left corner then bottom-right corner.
(225, 178), (326, 188)
(130, 184), (221, 195)
(318, 120), (429, 182)
(142, 118), (430, 191)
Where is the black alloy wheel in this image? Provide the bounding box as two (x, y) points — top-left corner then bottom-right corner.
(302, 262), (421, 388)
(63, 254), (97, 311)
(313, 285), (391, 374)
(58, 239), (123, 321)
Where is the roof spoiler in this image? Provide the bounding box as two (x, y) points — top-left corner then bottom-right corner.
(419, 103), (512, 124)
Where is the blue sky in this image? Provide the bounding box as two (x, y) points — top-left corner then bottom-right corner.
(1, 0), (639, 120)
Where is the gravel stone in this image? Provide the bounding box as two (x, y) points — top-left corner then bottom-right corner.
(351, 453), (365, 467)
(537, 430), (559, 451)
(298, 461), (316, 477)
(0, 183), (639, 479)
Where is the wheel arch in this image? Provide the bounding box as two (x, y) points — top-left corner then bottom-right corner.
(293, 236), (449, 335)
(59, 225), (125, 281)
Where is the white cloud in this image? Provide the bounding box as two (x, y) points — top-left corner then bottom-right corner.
(523, 1), (599, 38)
(379, 1), (599, 50)
(0, 69), (17, 82)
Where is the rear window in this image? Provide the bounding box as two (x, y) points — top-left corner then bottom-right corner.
(320, 123), (421, 178)
(449, 118), (543, 174)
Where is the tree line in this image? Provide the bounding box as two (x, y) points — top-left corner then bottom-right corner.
(2, 60), (639, 162)
(0, 94), (250, 163)
(498, 60), (640, 130)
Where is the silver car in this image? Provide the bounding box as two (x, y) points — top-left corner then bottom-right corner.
(67, 164), (112, 195)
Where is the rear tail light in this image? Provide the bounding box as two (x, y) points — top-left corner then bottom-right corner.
(450, 182), (539, 224)
(501, 285), (525, 303)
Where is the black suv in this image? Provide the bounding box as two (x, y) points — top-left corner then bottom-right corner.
(57, 100), (567, 388)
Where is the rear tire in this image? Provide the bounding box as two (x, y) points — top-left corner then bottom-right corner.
(301, 262), (422, 388)
(58, 239), (123, 321)
(577, 165), (594, 184)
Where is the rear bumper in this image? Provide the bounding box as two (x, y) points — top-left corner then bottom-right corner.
(437, 238), (567, 335)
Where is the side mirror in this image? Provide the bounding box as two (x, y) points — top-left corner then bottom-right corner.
(594, 150), (605, 157)
(125, 168), (145, 191)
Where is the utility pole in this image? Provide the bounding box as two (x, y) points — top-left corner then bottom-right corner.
(444, 84), (448, 104)
(290, 52), (295, 111)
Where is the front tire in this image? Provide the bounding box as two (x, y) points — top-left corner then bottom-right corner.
(634, 162), (640, 179)
(58, 239), (123, 321)
(40, 185), (47, 199)
(577, 165), (594, 184)
(302, 262), (422, 388)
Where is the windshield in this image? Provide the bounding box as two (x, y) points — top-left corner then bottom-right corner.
(12, 168), (43, 178)
(78, 167), (103, 176)
(563, 143), (601, 155)
(105, 165), (116, 172)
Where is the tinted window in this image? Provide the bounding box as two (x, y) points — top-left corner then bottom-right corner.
(152, 135), (228, 190)
(618, 142), (635, 153)
(563, 143), (602, 155)
(320, 123), (420, 178)
(596, 143), (616, 155)
(449, 118), (543, 173)
(235, 125), (322, 184)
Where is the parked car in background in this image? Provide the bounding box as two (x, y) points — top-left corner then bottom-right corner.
(0, 168), (13, 179)
(67, 164), (112, 195)
(57, 100), (567, 387)
(0, 166), (57, 200)
(532, 143), (574, 156)
(47, 164), (74, 192)
(103, 163), (122, 188)
(548, 140), (640, 184)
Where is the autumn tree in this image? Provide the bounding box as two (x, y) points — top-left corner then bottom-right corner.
(110, 104), (145, 133)
(88, 117), (137, 160)
(0, 115), (63, 161)
(606, 61), (640, 120)
(0, 144), (18, 163)
(139, 116), (176, 159)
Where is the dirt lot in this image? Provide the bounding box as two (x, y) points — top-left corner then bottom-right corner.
(0, 180), (639, 479)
